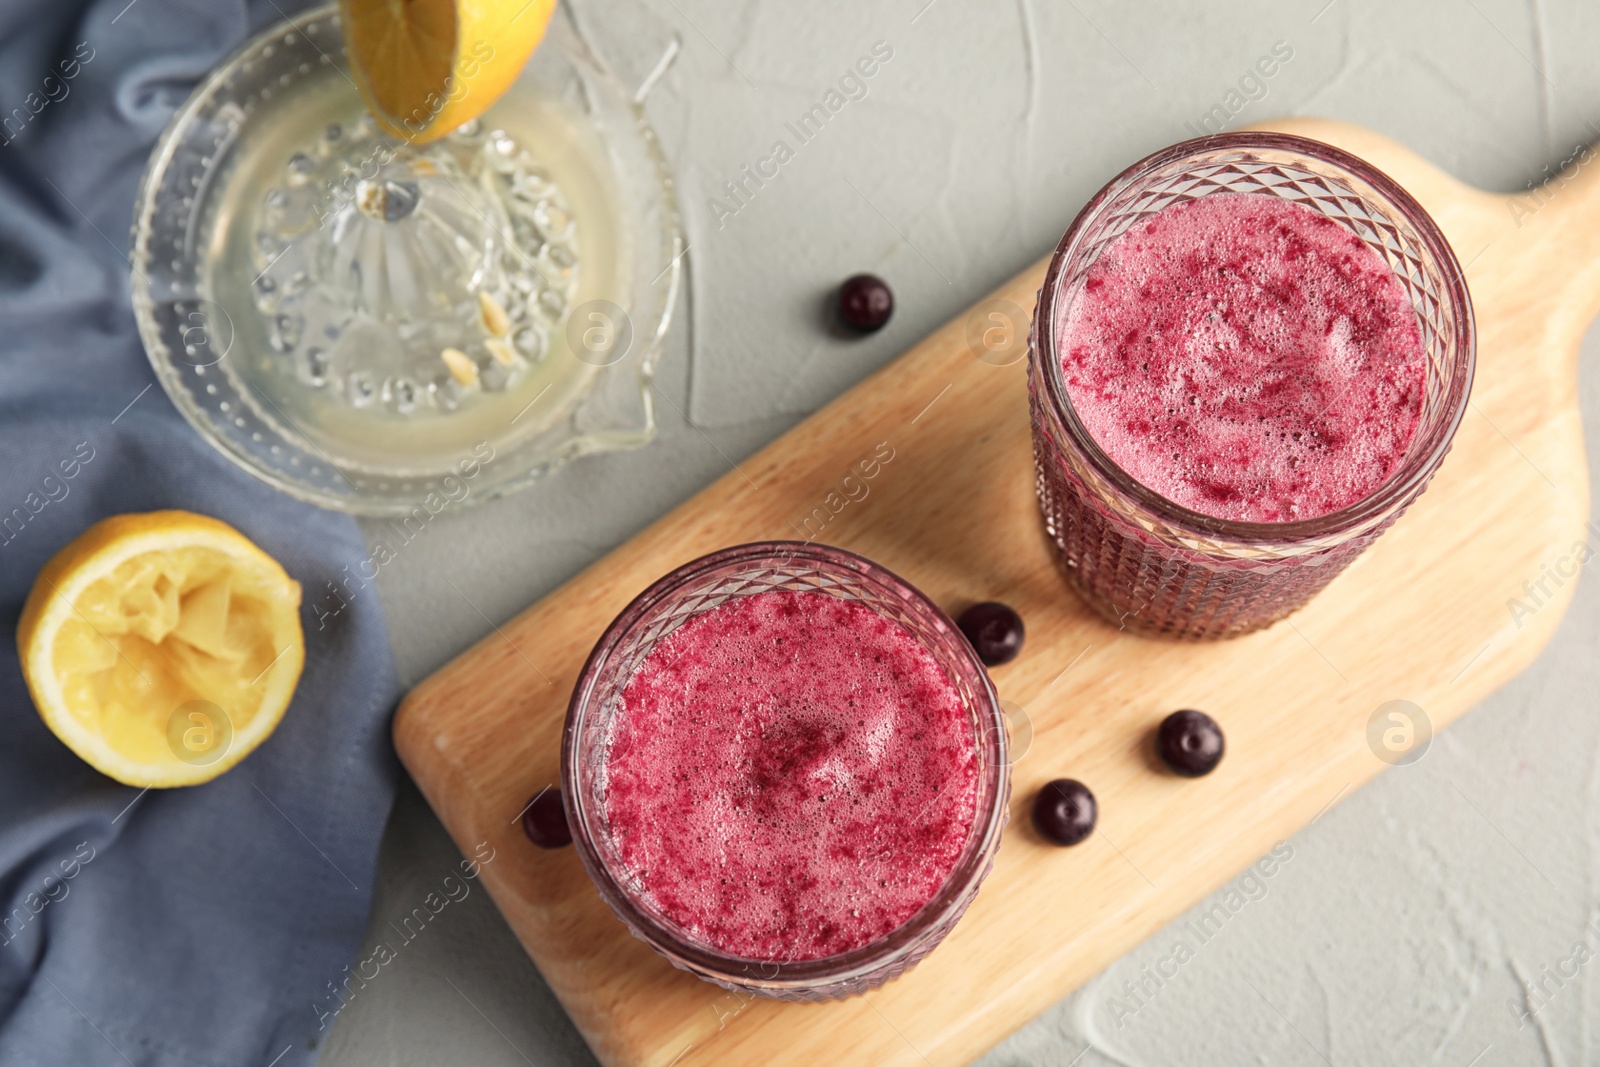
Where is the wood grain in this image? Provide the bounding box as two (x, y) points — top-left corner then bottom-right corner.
(393, 118), (1600, 1067)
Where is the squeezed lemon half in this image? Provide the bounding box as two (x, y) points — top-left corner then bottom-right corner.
(16, 512), (305, 787)
(341, 0), (559, 143)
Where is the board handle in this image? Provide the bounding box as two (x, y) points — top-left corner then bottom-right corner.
(1492, 139), (1600, 347)
(1503, 142), (1600, 231)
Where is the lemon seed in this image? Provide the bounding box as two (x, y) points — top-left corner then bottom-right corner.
(441, 347), (478, 386)
(478, 291), (511, 337)
(485, 337), (515, 366)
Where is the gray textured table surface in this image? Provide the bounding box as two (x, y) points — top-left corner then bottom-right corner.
(321, 1), (1600, 1063)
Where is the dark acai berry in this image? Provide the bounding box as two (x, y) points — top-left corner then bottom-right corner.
(837, 273), (894, 332)
(1156, 710), (1225, 777)
(520, 788), (572, 848)
(957, 601), (1025, 666)
(1032, 778), (1097, 846)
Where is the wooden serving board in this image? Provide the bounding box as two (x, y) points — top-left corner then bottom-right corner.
(394, 118), (1600, 1067)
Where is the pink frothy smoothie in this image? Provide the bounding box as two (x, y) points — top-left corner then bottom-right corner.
(1057, 193), (1428, 523)
(602, 590), (978, 961)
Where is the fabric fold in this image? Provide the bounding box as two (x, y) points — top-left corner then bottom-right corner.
(0, 2), (403, 1065)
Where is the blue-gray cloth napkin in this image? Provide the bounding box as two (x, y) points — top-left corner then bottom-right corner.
(0, 1), (401, 1064)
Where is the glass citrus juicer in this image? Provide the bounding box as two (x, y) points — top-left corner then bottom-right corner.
(131, 1), (684, 514)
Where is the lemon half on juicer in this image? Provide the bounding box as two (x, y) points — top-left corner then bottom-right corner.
(17, 512), (305, 788)
(341, 0), (559, 143)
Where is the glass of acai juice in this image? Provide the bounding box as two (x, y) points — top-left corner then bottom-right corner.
(1029, 132), (1475, 640)
(563, 542), (1010, 1000)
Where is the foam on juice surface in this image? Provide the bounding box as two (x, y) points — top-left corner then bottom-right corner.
(603, 590), (979, 962)
(1057, 193), (1428, 523)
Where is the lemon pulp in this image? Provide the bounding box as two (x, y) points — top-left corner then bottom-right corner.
(54, 547), (286, 765)
(18, 512), (304, 787)
(340, 0), (557, 143)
